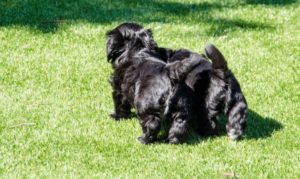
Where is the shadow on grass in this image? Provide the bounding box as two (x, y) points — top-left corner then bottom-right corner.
(244, 0), (297, 5)
(206, 18), (272, 36)
(185, 109), (283, 144)
(0, 0), (273, 35)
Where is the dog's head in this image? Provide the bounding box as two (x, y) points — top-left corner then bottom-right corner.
(106, 22), (157, 66)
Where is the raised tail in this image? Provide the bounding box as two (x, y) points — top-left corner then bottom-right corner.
(205, 43), (228, 70)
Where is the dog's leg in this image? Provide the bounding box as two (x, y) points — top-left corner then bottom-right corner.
(138, 114), (161, 144)
(194, 97), (220, 136)
(195, 116), (218, 136)
(110, 90), (131, 119)
(226, 98), (247, 140)
(109, 74), (131, 119)
(167, 117), (189, 144)
(206, 118), (218, 135)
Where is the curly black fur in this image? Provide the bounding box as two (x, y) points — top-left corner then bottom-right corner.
(168, 44), (248, 140)
(106, 23), (200, 144)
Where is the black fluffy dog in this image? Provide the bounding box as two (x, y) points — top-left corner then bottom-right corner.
(106, 23), (173, 119)
(106, 23), (200, 144)
(168, 44), (248, 140)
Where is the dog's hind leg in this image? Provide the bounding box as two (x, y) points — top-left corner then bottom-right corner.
(224, 75), (248, 140)
(167, 116), (189, 144)
(225, 91), (247, 140)
(195, 116), (218, 136)
(226, 99), (247, 140)
(137, 114), (161, 144)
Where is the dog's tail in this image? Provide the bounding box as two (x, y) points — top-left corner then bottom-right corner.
(205, 43), (228, 70)
(165, 53), (202, 83)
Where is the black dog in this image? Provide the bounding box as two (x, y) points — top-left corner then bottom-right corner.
(168, 44), (248, 140)
(106, 23), (200, 144)
(106, 22), (173, 119)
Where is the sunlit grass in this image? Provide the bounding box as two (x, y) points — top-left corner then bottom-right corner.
(0, 0), (299, 178)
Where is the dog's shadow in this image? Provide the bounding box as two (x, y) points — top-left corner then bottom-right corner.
(185, 109), (283, 144)
(113, 109), (283, 144)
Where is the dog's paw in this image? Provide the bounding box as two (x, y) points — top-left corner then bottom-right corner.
(168, 137), (181, 144)
(138, 135), (155, 144)
(110, 112), (131, 120)
(227, 128), (242, 141)
(138, 135), (149, 144)
(110, 113), (122, 120)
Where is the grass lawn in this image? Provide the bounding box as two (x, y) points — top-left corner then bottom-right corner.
(0, 0), (299, 178)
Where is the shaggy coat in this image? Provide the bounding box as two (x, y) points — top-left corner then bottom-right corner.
(168, 44), (248, 140)
(106, 23), (200, 144)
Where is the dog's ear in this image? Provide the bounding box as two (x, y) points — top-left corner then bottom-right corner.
(106, 30), (125, 62)
(205, 43), (228, 70)
(166, 53), (201, 83)
(146, 28), (153, 37)
(156, 47), (175, 62)
(106, 33), (114, 62)
(137, 28), (157, 50)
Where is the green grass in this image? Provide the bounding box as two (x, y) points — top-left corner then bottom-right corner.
(0, 0), (299, 178)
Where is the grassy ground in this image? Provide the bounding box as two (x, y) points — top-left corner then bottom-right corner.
(0, 0), (299, 178)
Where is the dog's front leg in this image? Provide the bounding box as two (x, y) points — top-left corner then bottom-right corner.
(110, 90), (131, 120)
